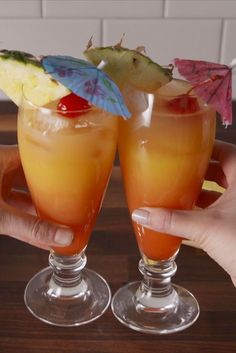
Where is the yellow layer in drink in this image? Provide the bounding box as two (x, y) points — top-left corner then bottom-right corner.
(18, 104), (118, 255)
(119, 80), (216, 260)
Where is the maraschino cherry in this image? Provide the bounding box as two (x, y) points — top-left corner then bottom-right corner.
(58, 93), (91, 118)
(167, 94), (200, 114)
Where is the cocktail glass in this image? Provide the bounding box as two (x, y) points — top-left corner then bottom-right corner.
(18, 96), (118, 326)
(111, 80), (216, 334)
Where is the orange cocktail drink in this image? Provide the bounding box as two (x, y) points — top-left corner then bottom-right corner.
(18, 100), (118, 256)
(119, 80), (216, 261)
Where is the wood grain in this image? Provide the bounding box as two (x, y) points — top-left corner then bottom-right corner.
(0, 111), (236, 353)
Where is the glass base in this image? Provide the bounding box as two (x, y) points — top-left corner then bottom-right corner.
(24, 266), (111, 327)
(111, 281), (200, 334)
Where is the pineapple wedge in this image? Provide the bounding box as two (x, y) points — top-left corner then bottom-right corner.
(84, 44), (173, 92)
(0, 50), (69, 106)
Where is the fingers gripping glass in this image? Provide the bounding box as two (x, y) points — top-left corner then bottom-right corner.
(18, 95), (118, 326)
(111, 80), (216, 334)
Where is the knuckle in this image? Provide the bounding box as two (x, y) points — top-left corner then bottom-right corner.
(30, 219), (43, 241)
(207, 208), (222, 222)
(30, 219), (52, 243)
(150, 209), (173, 232)
(162, 210), (173, 232)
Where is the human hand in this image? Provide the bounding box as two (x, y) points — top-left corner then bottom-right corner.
(0, 145), (73, 249)
(132, 140), (236, 287)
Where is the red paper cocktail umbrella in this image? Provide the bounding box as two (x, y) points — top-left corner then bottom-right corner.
(174, 58), (236, 126)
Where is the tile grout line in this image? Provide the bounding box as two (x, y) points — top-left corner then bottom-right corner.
(219, 19), (225, 63)
(41, 0), (45, 18)
(101, 19), (103, 46)
(163, 0), (167, 18)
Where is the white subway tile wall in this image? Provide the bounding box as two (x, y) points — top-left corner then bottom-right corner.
(103, 19), (221, 63)
(0, 0), (41, 18)
(43, 1), (164, 18)
(165, 0), (236, 19)
(0, 0), (235, 99)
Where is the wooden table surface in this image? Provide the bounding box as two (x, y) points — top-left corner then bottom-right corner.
(0, 110), (236, 353)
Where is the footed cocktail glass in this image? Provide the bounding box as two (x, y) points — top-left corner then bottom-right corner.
(111, 80), (216, 334)
(18, 97), (118, 326)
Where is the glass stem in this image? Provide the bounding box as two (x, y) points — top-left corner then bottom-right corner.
(47, 252), (87, 297)
(135, 257), (178, 313)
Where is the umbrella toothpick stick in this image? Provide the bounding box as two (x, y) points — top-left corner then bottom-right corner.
(186, 75), (223, 96)
(229, 58), (236, 70)
(97, 60), (108, 70)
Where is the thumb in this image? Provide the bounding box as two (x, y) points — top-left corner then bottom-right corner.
(0, 204), (74, 249)
(132, 207), (209, 243)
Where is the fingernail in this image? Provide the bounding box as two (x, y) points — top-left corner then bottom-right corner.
(54, 228), (74, 246)
(132, 209), (150, 225)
